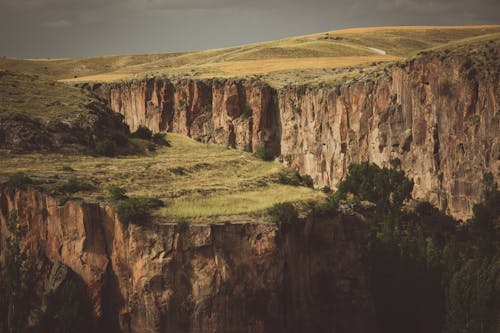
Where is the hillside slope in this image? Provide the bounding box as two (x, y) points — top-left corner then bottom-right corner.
(1, 25), (498, 85)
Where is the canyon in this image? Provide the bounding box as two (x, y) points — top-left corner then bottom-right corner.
(0, 188), (375, 333)
(1, 27), (499, 333)
(87, 46), (499, 221)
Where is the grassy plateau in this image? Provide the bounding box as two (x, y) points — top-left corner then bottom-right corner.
(0, 134), (323, 223)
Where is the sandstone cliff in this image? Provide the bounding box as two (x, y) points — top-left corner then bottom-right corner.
(87, 43), (499, 220)
(0, 188), (375, 333)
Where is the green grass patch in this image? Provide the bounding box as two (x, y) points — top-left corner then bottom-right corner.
(116, 197), (163, 225)
(0, 134), (323, 222)
(159, 184), (321, 218)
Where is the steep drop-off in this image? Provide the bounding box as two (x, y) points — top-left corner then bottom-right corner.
(88, 43), (499, 220)
(0, 188), (375, 333)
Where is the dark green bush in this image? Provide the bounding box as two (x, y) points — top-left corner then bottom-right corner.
(131, 126), (153, 140)
(277, 169), (301, 186)
(110, 131), (130, 146)
(254, 145), (274, 161)
(57, 176), (95, 194)
(313, 194), (340, 217)
(116, 197), (163, 224)
(241, 105), (253, 119)
(94, 139), (116, 157)
(321, 186), (332, 194)
(337, 162), (413, 216)
(176, 219), (189, 233)
(301, 174), (314, 188)
(5, 173), (33, 191)
(108, 185), (128, 201)
(268, 202), (299, 224)
(147, 142), (156, 152)
(467, 67), (477, 81)
(277, 169), (314, 188)
(151, 132), (171, 146)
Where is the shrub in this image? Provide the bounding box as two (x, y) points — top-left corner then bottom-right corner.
(94, 139), (116, 157)
(110, 131), (130, 146)
(151, 132), (171, 146)
(108, 185), (128, 201)
(147, 142), (156, 152)
(116, 197), (163, 224)
(301, 174), (314, 188)
(5, 173), (32, 191)
(131, 126), (153, 140)
(313, 194), (340, 217)
(466, 67), (477, 81)
(57, 176), (95, 194)
(277, 169), (301, 186)
(277, 169), (314, 188)
(7, 210), (19, 235)
(321, 186), (332, 194)
(389, 158), (401, 168)
(254, 145), (274, 161)
(176, 219), (189, 233)
(268, 202), (299, 224)
(336, 162), (413, 215)
(241, 105), (253, 119)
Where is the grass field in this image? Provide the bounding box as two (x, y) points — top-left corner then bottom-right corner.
(0, 134), (324, 222)
(1, 25), (499, 86)
(0, 70), (94, 121)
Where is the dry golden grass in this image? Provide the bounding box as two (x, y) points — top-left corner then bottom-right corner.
(305, 25), (500, 36)
(0, 134), (324, 222)
(0, 70), (94, 120)
(61, 73), (133, 83)
(61, 55), (402, 83)
(3, 25), (498, 86)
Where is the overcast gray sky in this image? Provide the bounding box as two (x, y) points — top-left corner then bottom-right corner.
(0, 0), (499, 58)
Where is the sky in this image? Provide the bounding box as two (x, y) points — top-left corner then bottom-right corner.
(0, 0), (499, 58)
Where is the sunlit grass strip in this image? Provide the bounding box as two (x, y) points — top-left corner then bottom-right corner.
(158, 184), (323, 218)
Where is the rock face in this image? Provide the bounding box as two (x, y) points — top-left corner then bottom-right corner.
(88, 78), (281, 157)
(0, 188), (375, 333)
(90, 48), (499, 220)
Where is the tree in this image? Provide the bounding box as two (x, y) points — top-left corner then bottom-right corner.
(337, 162), (413, 217)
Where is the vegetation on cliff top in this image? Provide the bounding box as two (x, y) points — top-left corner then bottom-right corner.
(0, 70), (93, 121)
(0, 134), (323, 221)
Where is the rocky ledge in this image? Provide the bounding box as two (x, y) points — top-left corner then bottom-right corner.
(0, 188), (375, 333)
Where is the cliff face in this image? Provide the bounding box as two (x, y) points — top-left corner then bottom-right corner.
(89, 49), (499, 220)
(0, 188), (375, 333)
(89, 79), (280, 156)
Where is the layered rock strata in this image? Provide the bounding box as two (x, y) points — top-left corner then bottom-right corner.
(0, 188), (375, 333)
(88, 48), (499, 220)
